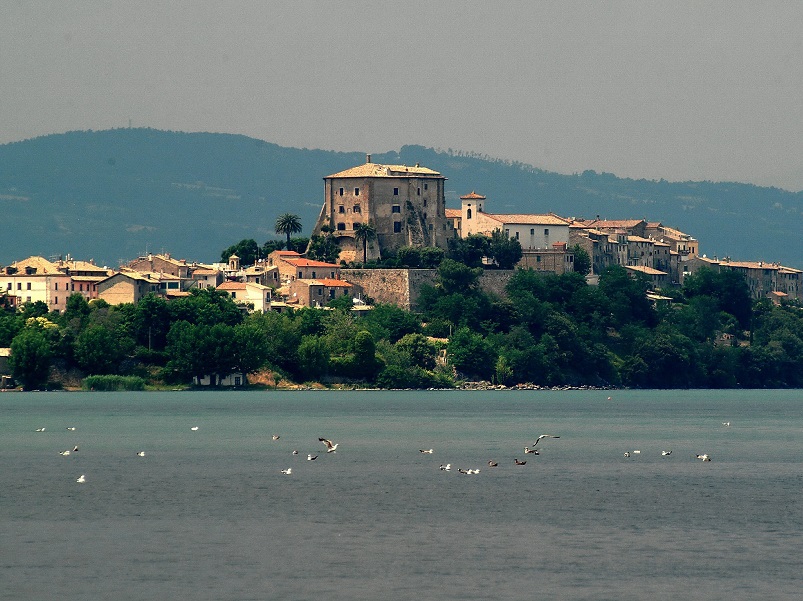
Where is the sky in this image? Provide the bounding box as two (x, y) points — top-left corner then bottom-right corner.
(3, 1), (803, 191)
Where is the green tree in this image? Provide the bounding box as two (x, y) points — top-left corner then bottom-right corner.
(488, 229), (522, 269)
(74, 324), (122, 374)
(275, 214), (303, 247)
(296, 335), (329, 381)
(220, 238), (259, 266)
(353, 222), (377, 264)
(447, 234), (490, 268)
(570, 244), (591, 276)
(9, 328), (53, 389)
(307, 232), (340, 263)
(447, 327), (497, 379)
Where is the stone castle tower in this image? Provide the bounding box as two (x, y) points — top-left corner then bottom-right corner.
(310, 155), (451, 262)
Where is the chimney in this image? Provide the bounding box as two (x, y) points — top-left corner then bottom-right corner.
(366, 154), (371, 163)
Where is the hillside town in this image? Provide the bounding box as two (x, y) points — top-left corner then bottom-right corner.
(2, 156), (801, 312)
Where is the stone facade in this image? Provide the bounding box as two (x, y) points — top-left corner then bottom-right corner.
(311, 157), (451, 263)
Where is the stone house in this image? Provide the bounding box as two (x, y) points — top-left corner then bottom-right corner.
(287, 278), (353, 308)
(216, 281), (272, 312)
(311, 156), (452, 262)
(97, 272), (161, 305)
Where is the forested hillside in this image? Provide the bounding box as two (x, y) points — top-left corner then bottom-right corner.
(1, 128), (801, 267)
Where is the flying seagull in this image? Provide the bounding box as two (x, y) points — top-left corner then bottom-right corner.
(439, 463), (451, 471)
(696, 454), (712, 462)
(76, 474), (86, 483)
(319, 438), (338, 453)
(272, 435), (280, 440)
(662, 450), (672, 456)
(532, 434), (560, 447)
(419, 448), (434, 454)
(722, 422), (731, 427)
(307, 454), (318, 461)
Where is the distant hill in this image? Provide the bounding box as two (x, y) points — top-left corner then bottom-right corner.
(1, 128), (801, 268)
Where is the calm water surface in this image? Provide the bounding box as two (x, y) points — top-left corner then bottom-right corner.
(1, 389), (801, 601)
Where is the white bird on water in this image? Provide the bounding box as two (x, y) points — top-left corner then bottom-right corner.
(722, 422), (731, 427)
(272, 435), (280, 440)
(662, 450), (672, 456)
(419, 448), (434, 454)
(76, 474), (86, 483)
(281, 468), (292, 475)
(319, 438), (338, 453)
(307, 454), (318, 461)
(190, 426), (199, 431)
(696, 454), (712, 462)
(59, 450), (71, 456)
(623, 452), (631, 458)
(439, 463), (451, 471)
(523, 446), (539, 455)
(35, 427), (46, 432)
(136, 451), (146, 457)
(66, 427), (76, 431)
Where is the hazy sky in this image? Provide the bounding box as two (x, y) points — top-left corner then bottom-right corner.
(3, 1), (802, 191)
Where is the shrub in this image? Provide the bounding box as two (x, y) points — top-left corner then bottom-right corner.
(83, 375), (146, 391)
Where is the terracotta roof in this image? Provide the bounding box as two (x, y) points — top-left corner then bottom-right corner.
(482, 213), (570, 226)
(284, 258), (340, 268)
(625, 265), (667, 275)
(587, 219), (647, 229)
(724, 261), (780, 270)
(11, 256), (62, 274)
(445, 208), (462, 218)
(217, 281), (247, 291)
(460, 191), (486, 200)
(326, 162), (442, 179)
(308, 279), (353, 288)
(192, 268), (220, 275)
(627, 236), (653, 243)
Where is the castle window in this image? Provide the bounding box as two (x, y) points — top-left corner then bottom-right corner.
(338, 205), (345, 214)
(354, 187), (360, 196)
(467, 208), (472, 220)
(392, 204), (401, 214)
(339, 188), (344, 196)
(337, 222), (346, 231)
(429, 223), (433, 231)
(54, 282), (58, 290)
(417, 188), (421, 196)
(394, 221), (402, 233)
(393, 187), (399, 196)
(424, 183), (428, 190)
(353, 204), (361, 213)
(423, 198), (427, 207)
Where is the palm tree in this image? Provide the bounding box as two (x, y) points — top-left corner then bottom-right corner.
(275, 213), (302, 248)
(353, 222), (377, 264)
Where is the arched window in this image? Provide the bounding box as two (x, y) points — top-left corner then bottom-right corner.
(467, 208), (472, 220)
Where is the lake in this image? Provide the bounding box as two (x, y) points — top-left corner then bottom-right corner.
(1, 389), (801, 600)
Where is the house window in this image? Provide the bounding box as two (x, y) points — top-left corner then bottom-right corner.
(337, 222), (346, 230)
(27, 296), (32, 303)
(231, 292), (237, 299)
(329, 289), (336, 298)
(27, 282), (31, 290)
(55, 282), (59, 290)
(392, 204), (401, 213)
(394, 221), (402, 233)
(317, 288), (323, 295)
(6, 283), (10, 290)
(544, 228), (549, 236)
(311, 271), (316, 279)
(424, 183), (428, 190)
(515, 231), (519, 240)
(530, 228), (535, 235)
(298, 272), (303, 279)
(339, 187), (344, 196)
(338, 205), (345, 213)
(394, 187), (399, 196)
(354, 187), (360, 196)
(54, 296), (58, 304)
(505, 229), (510, 237)
(353, 204), (361, 213)
(17, 283), (21, 290)
(537, 256), (541, 263)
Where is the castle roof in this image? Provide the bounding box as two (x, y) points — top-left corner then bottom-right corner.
(326, 162), (443, 179)
(460, 191), (486, 200)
